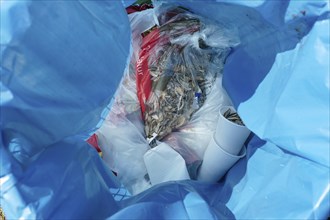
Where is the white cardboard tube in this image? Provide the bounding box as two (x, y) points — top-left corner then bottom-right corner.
(215, 106), (251, 155)
(198, 134), (246, 182)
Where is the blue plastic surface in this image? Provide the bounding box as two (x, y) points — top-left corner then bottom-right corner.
(1, 0), (329, 219)
(1, 1), (130, 219)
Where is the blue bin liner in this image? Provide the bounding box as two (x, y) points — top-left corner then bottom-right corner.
(1, 0), (329, 219)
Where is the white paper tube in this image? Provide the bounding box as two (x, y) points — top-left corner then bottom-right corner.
(215, 106), (251, 155)
(198, 134), (246, 182)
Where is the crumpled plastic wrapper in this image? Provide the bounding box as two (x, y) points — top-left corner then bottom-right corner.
(136, 7), (238, 141)
(97, 6), (239, 194)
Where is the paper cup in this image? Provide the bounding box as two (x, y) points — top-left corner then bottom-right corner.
(215, 106), (250, 155)
(198, 134), (246, 182)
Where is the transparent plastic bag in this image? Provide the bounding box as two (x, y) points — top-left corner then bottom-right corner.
(96, 10), (155, 195)
(136, 6), (239, 141)
(96, 6), (239, 194)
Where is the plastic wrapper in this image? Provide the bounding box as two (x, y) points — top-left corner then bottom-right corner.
(96, 6), (238, 194)
(137, 7), (239, 141)
(96, 9), (155, 195)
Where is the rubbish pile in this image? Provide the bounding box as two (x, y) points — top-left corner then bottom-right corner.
(95, 5), (241, 194)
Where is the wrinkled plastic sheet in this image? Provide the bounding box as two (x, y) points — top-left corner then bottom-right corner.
(1, 0), (329, 219)
(1, 1), (130, 219)
(96, 6), (237, 194)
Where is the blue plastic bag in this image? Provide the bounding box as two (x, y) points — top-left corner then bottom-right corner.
(1, 0), (329, 219)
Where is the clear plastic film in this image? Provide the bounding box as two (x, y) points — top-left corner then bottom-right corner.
(137, 6), (239, 141)
(96, 6), (239, 194)
(96, 9), (155, 195)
